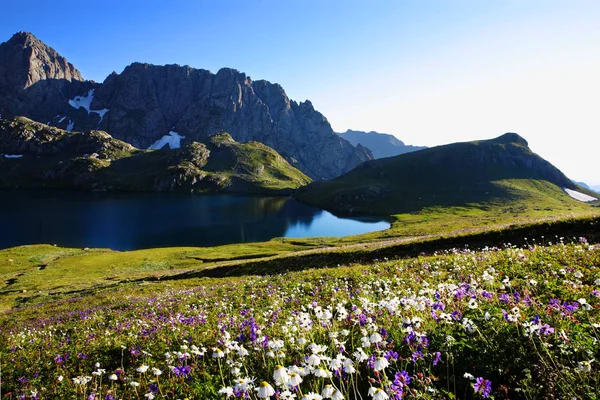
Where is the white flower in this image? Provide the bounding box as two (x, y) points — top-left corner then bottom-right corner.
(273, 365), (289, 387)
(322, 385), (335, 398)
(288, 371), (303, 386)
(313, 367), (331, 378)
(218, 387), (234, 397)
(307, 353), (322, 366)
(213, 348), (225, 358)
(343, 359), (356, 374)
(578, 359), (594, 372)
(57, 375), (64, 382)
(280, 390), (297, 399)
(234, 377), (256, 392)
(369, 332), (383, 344)
(302, 393), (323, 400)
(152, 367), (162, 376)
(373, 357), (389, 371)
(108, 374), (118, 381)
(130, 381), (140, 387)
(144, 393), (155, 399)
(256, 381), (276, 398)
(578, 298), (592, 310)
(331, 390), (344, 400)
(368, 387), (389, 400)
(463, 372), (475, 380)
(468, 298), (478, 309)
(136, 365), (149, 373)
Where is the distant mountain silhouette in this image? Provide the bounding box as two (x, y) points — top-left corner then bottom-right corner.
(338, 129), (426, 159)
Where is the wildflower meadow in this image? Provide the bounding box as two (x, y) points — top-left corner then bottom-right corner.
(2, 238), (599, 399)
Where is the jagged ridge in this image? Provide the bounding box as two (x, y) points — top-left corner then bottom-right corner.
(0, 32), (371, 180)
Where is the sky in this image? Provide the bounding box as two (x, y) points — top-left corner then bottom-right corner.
(2, 0), (599, 185)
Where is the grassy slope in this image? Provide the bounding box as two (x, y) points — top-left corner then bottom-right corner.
(295, 133), (599, 215)
(2, 212), (599, 311)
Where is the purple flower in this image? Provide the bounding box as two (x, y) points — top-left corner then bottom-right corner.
(433, 351), (442, 366)
(173, 365), (192, 378)
(394, 370), (411, 386)
(474, 377), (492, 398)
(451, 311), (462, 321)
(384, 350), (398, 361)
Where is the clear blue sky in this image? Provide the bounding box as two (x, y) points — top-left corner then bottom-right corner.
(2, 0), (600, 185)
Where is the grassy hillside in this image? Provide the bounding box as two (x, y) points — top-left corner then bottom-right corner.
(2, 234), (599, 399)
(295, 132), (598, 215)
(0, 117), (311, 194)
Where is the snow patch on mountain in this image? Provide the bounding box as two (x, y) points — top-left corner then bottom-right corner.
(564, 188), (597, 202)
(148, 131), (185, 150)
(68, 89), (109, 123)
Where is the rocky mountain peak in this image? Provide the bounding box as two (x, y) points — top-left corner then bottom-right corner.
(0, 31), (83, 89)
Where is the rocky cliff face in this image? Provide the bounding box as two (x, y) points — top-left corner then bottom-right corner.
(0, 32), (93, 124)
(0, 32), (371, 180)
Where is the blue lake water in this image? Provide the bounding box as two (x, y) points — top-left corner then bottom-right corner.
(0, 190), (390, 250)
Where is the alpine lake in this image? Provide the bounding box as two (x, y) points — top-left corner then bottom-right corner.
(0, 190), (390, 250)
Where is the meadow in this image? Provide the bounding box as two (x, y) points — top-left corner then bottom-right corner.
(2, 235), (599, 399)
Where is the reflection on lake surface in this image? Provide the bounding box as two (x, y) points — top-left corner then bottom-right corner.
(0, 190), (390, 250)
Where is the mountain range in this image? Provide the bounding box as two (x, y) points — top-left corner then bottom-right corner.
(0, 32), (371, 180)
(338, 129), (427, 159)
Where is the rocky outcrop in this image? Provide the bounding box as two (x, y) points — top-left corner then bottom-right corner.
(0, 117), (310, 194)
(0, 33), (371, 180)
(338, 129), (426, 159)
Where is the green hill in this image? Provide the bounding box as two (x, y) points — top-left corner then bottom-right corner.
(295, 132), (598, 215)
(0, 117), (311, 194)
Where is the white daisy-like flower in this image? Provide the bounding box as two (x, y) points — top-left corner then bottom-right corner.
(373, 356), (389, 371)
(136, 365), (149, 373)
(256, 381), (276, 398)
(218, 387), (234, 398)
(368, 386), (389, 400)
(321, 384), (335, 398)
(273, 365), (289, 387)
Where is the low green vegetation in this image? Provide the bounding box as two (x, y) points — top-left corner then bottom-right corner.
(2, 236), (599, 399)
(295, 133), (599, 215)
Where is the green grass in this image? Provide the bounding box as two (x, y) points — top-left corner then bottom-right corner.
(294, 133), (599, 215)
(2, 239), (599, 399)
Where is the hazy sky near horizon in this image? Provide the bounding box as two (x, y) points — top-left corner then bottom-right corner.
(2, 0), (599, 184)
